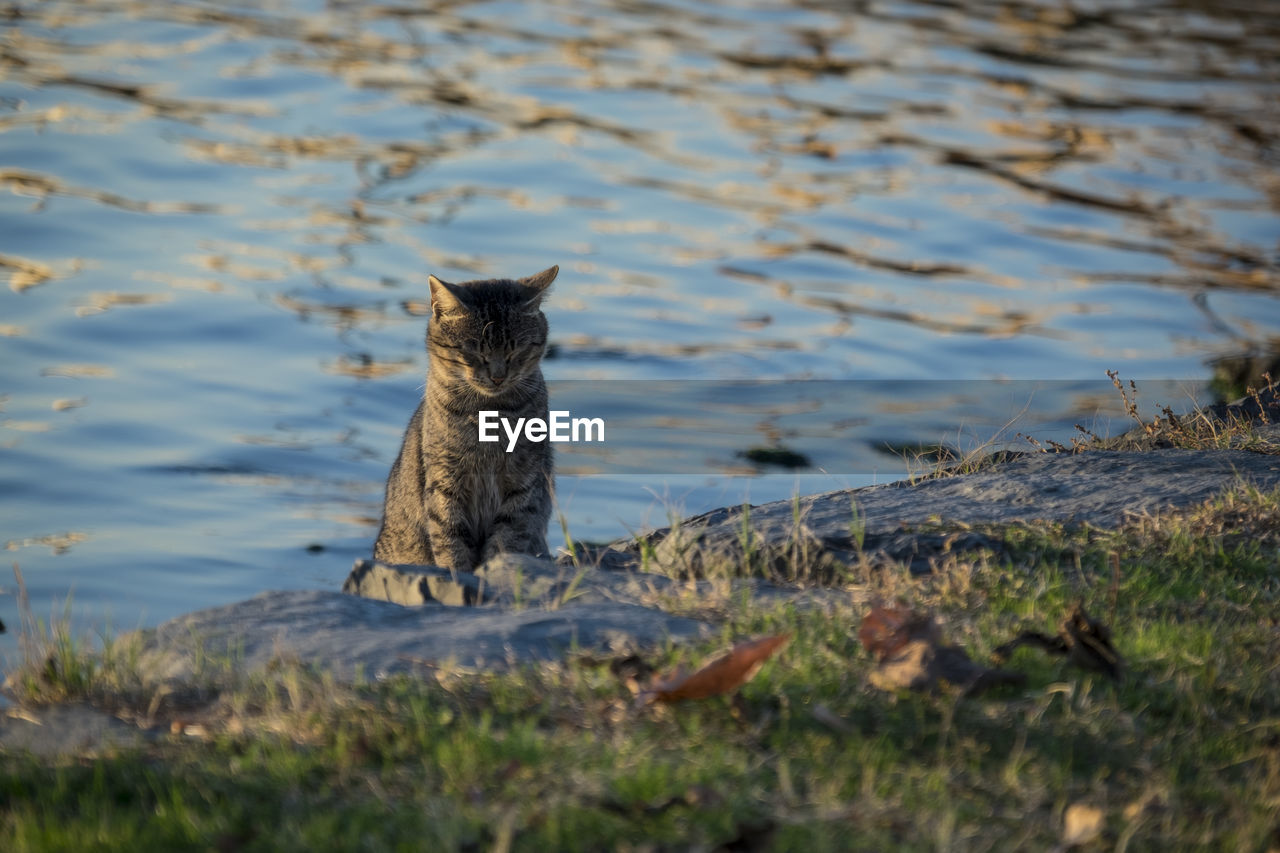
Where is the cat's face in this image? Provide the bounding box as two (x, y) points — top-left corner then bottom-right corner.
(426, 266), (556, 397)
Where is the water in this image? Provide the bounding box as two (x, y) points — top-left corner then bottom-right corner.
(2, 0), (1278, 654)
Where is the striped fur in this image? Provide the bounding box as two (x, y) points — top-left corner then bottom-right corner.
(373, 266), (557, 570)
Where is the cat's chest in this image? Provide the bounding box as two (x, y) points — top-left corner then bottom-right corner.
(457, 464), (502, 517)
(438, 439), (514, 514)
(422, 397), (544, 512)
(459, 444), (510, 484)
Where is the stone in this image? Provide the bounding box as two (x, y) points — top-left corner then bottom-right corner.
(137, 590), (711, 681)
(632, 447), (1280, 573)
(0, 704), (152, 757)
(343, 552), (677, 610)
(132, 445), (1280, 683)
(342, 560), (486, 606)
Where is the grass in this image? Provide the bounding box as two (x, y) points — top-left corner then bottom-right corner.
(5, 564), (150, 709)
(639, 495), (855, 590)
(4, 482), (1279, 851)
(892, 373), (1280, 486)
(1038, 371), (1279, 456)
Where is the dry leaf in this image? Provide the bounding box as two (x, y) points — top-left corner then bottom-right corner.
(869, 638), (1026, 696)
(862, 605), (1025, 696)
(992, 603), (1123, 680)
(858, 603), (937, 661)
(639, 633), (790, 705)
(1061, 604), (1123, 679)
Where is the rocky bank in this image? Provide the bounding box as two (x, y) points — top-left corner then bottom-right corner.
(5, 437), (1280, 755)
(133, 441), (1280, 681)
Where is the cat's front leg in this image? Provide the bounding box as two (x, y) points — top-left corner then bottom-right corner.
(479, 478), (552, 563)
(424, 488), (480, 573)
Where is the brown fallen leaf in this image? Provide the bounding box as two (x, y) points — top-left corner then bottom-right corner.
(638, 633), (790, 705)
(860, 605), (1025, 696)
(992, 602), (1123, 680)
(858, 602), (937, 661)
(1062, 604), (1124, 678)
(869, 637), (1026, 696)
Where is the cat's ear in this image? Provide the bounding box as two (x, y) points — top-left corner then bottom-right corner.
(428, 274), (468, 319)
(518, 265), (558, 312)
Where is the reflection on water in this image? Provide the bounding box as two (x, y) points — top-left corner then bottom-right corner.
(1, 0), (1278, 649)
(546, 379), (1198, 476)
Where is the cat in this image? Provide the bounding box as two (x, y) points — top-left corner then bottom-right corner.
(373, 266), (558, 572)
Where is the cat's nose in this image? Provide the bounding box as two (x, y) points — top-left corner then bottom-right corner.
(489, 359), (507, 384)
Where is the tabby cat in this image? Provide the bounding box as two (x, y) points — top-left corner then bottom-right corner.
(373, 266), (558, 571)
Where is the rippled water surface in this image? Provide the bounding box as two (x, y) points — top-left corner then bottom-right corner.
(2, 0), (1278, 649)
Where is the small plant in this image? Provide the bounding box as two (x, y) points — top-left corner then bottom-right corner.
(636, 534), (657, 572)
(5, 563), (146, 706)
(1019, 371), (1278, 458)
(848, 496), (866, 556)
(619, 517), (660, 573)
(542, 508), (592, 609)
(898, 399), (1036, 482)
(649, 498), (704, 580)
(1248, 372), (1274, 425)
(736, 502), (757, 574)
(1082, 370), (1280, 453)
(557, 509), (577, 565)
(553, 561), (592, 610)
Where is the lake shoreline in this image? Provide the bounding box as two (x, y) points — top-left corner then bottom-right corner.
(4, 432), (1278, 849)
(5, 429), (1278, 753)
